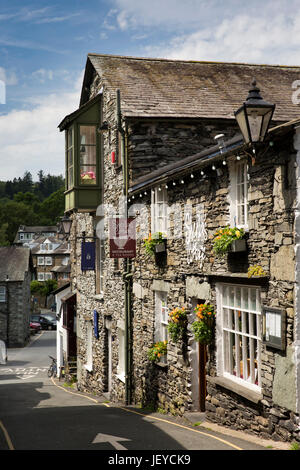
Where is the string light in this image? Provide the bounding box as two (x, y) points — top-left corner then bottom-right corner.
(222, 159), (226, 165)
(172, 181), (176, 186)
(165, 184), (168, 189)
(212, 165), (216, 170)
(201, 170), (205, 176)
(190, 173), (194, 178)
(180, 179), (184, 184)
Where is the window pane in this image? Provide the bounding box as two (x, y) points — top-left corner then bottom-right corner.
(80, 126), (96, 145)
(80, 165), (97, 185)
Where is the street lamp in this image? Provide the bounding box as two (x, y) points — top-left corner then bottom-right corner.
(60, 214), (72, 236)
(234, 79), (275, 145)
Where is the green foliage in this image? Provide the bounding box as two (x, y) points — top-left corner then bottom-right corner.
(143, 232), (165, 256)
(30, 280), (44, 295)
(0, 173), (65, 245)
(147, 341), (168, 362)
(167, 307), (187, 342)
(191, 304), (216, 345)
(213, 226), (245, 255)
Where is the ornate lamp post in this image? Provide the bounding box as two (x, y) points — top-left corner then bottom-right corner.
(234, 79), (275, 145)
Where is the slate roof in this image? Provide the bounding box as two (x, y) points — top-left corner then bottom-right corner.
(0, 246), (32, 282)
(80, 54), (300, 122)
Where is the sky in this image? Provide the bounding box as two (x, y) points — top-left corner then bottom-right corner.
(1, 0), (300, 181)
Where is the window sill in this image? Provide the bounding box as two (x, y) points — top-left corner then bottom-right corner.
(207, 376), (263, 404)
(94, 293), (104, 301)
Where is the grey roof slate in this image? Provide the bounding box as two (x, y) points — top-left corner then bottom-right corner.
(81, 54), (300, 122)
(0, 246), (32, 282)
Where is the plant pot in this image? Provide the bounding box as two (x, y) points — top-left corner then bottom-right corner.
(229, 239), (247, 252)
(155, 242), (166, 253)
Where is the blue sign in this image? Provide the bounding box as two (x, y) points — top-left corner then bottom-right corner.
(81, 241), (95, 271)
(94, 310), (99, 339)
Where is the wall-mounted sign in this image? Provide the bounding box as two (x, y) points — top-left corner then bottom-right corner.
(81, 241), (95, 271)
(109, 218), (136, 258)
(262, 306), (286, 350)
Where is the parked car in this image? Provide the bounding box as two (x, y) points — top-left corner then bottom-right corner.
(40, 314), (57, 330)
(30, 317), (42, 333)
(31, 314), (56, 331)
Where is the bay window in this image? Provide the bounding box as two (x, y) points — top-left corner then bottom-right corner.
(79, 125), (97, 185)
(216, 283), (262, 391)
(67, 127), (74, 190)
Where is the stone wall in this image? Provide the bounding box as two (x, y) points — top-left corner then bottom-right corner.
(0, 276), (31, 347)
(127, 130), (300, 441)
(73, 78), (300, 441)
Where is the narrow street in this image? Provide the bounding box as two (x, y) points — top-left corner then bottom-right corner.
(0, 331), (282, 456)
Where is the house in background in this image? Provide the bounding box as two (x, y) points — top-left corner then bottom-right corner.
(59, 53), (300, 443)
(0, 246), (35, 347)
(14, 225), (58, 245)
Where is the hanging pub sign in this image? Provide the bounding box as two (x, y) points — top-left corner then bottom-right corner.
(109, 217), (136, 258)
(81, 241), (96, 271)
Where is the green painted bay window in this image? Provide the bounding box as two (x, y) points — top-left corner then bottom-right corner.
(66, 127), (74, 190)
(80, 125), (97, 185)
(59, 94), (102, 211)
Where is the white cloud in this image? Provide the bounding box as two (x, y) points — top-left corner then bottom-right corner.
(144, 10), (300, 65)
(0, 71), (83, 180)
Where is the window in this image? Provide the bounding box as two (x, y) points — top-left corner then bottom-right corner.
(117, 325), (125, 382)
(45, 257), (52, 265)
(79, 125), (97, 185)
(0, 286), (6, 302)
(38, 257), (44, 265)
(85, 322), (93, 372)
(151, 187), (168, 235)
(216, 283), (262, 391)
(229, 159), (249, 229)
(45, 273), (52, 280)
(38, 273), (45, 281)
(155, 291), (168, 352)
(66, 127), (74, 189)
(96, 236), (105, 294)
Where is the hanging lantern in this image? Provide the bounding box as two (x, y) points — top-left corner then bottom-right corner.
(234, 79), (275, 145)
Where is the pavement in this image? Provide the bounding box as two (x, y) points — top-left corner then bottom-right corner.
(182, 411), (291, 451)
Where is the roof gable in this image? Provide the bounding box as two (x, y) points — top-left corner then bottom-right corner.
(81, 53), (300, 122)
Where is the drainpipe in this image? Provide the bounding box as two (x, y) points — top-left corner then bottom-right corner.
(293, 125), (300, 418)
(117, 89), (132, 405)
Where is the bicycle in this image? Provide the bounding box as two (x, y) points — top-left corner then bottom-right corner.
(47, 356), (57, 378)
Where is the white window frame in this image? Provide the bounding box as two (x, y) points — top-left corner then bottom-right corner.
(37, 257), (44, 265)
(44, 273), (52, 280)
(45, 257), (52, 265)
(216, 283), (262, 393)
(154, 291), (168, 363)
(85, 322), (93, 372)
(151, 186), (168, 235)
(117, 324), (125, 383)
(37, 273), (45, 281)
(229, 158), (249, 230)
(99, 238), (105, 293)
(0, 286), (6, 302)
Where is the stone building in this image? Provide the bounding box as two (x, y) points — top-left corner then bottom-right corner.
(59, 53), (300, 442)
(0, 246), (34, 347)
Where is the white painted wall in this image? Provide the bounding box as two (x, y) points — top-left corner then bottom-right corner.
(55, 285), (71, 377)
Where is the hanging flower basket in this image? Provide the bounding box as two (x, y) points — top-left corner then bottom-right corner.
(191, 303), (216, 345)
(167, 307), (187, 343)
(147, 340), (168, 362)
(213, 226), (246, 256)
(143, 232), (166, 256)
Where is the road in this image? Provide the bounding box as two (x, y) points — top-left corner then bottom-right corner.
(0, 331), (273, 455)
